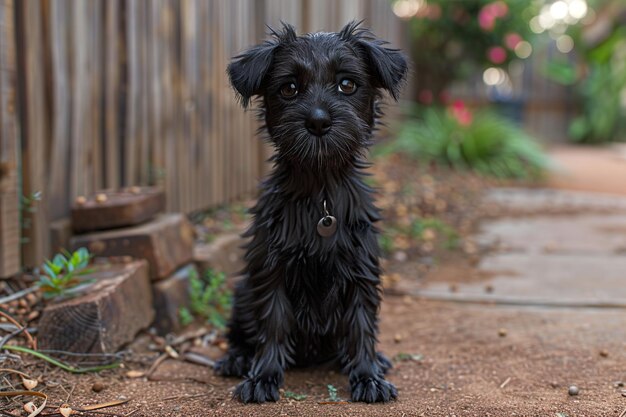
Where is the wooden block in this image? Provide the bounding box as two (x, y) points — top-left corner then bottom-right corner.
(70, 213), (194, 280)
(152, 264), (197, 335)
(71, 187), (165, 233)
(38, 260), (153, 353)
(193, 233), (245, 280)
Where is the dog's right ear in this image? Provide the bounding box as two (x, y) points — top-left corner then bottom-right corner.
(227, 41), (277, 108)
(228, 23), (297, 108)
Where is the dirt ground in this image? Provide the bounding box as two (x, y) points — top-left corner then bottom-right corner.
(32, 293), (626, 417)
(4, 145), (626, 416)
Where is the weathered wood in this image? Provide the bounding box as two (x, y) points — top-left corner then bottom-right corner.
(71, 186), (165, 233)
(49, 217), (72, 254)
(12, 0), (406, 271)
(0, 0), (19, 277)
(152, 263), (197, 334)
(38, 260), (153, 353)
(17, 0), (50, 267)
(70, 213), (194, 280)
(193, 233), (245, 280)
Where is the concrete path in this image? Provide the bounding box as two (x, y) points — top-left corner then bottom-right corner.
(417, 188), (626, 308)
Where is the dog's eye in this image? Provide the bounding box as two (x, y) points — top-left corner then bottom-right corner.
(280, 82), (298, 98)
(338, 79), (357, 95)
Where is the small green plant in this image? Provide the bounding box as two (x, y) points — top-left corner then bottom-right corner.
(38, 248), (95, 299)
(283, 391), (307, 401)
(20, 191), (42, 244)
(378, 232), (395, 255)
(179, 268), (232, 329)
(327, 384), (340, 402)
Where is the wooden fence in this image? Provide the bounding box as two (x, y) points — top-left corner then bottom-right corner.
(0, 0), (403, 274)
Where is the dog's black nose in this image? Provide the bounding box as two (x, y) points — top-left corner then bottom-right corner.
(305, 108), (331, 136)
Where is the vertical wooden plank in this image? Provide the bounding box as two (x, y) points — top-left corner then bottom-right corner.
(147, 0), (164, 190)
(125, 0), (139, 186)
(0, 0), (20, 277)
(104, 0), (121, 190)
(88, 0), (103, 192)
(70, 0), (91, 201)
(17, 0), (50, 266)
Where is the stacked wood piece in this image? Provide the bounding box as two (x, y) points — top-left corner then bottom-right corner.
(39, 187), (198, 353)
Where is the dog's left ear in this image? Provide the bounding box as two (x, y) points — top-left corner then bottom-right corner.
(340, 21), (408, 100)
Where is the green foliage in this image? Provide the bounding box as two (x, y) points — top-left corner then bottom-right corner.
(19, 191), (42, 244)
(182, 268), (232, 329)
(378, 233), (394, 255)
(326, 384), (340, 402)
(401, 0), (540, 98)
(379, 106), (547, 180)
(546, 6), (626, 143)
(38, 248), (95, 299)
(283, 391), (307, 401)
(178, 307), (194, 327)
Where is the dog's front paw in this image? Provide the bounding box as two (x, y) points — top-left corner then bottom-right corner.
(350, 376), (398, 403)
(234, 376), (280, 403)
(214, 352), (250, 377)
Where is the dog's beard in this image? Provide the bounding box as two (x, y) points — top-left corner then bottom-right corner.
(269, 107), (369, 172)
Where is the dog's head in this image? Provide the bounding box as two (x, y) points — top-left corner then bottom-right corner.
(227, 21), (408, 171)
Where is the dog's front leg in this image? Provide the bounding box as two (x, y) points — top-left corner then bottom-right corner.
(234, 285), (293, 403)
(343, 280), (398, 403)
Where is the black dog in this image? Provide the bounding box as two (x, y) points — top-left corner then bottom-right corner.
(215, 21), (407, 404)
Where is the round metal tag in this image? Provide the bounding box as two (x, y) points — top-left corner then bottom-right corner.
(317, 215), (337, 237)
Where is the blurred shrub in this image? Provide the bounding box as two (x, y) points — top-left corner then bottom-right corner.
(395, 0), (540, 101)
(377, 101), (547, 180)
(546, 2), (626, 143)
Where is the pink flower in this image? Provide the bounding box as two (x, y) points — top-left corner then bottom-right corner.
(418, 89), (433, 105)
(450, 100), (473, 126)
(478, 9), (496, 31)
(478, 1), (509, 31)
(491, 1), (509, 18)
(504, 33), (522, 50)
(487, 46), (507, 64)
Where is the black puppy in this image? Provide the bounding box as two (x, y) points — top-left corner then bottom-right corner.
(215, 21), (408, 404)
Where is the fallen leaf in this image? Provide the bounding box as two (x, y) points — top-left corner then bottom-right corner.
(126, 370), (144, 378)
(59, 404), (72, 417)
(22, 378), (38, 390)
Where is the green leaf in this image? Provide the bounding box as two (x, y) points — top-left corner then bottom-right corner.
(284, 391), (307, 401)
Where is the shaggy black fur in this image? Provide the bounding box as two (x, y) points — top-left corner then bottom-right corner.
(215, 21), (408, 404)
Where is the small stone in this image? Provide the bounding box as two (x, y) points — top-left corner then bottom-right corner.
(568, 385), (579, 396)
(614, 381), (624, 388)
(394, 334), (402, 343)
(621, 390), (626, 398)
(95, 193), (108, 203)
(498, 328), (507, 337)
(484, 284), (494, 293)
(218, 341), (228, 351)
(549, 381), (559, 388)
(75, 196), (87, 206)
(91, 382), (105, 392)
(599, 349), (609, 358)
(130, 186), (142, 194)
(393, 251), (408, 262)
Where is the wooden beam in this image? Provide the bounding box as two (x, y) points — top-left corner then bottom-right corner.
(0, 0), (20, 277)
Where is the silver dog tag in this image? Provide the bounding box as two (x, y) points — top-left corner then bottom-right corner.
(317, 215), (337, 237)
